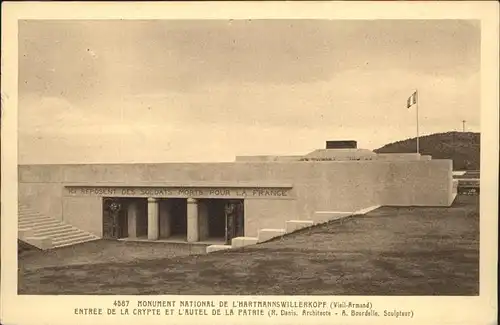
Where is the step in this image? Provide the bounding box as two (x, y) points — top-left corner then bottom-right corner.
(19, 215), (56, 222)
(52, 230), (95, 242)
(18, 211), (46, 217)
(23, 236), (53, 250)
(18, 207), (38, 212)
(231, 237), (258, 248)
(29, 221), (66, 231)
(313, 211), (353, 224)
(31, 223), (71, 231)
(52, 236), (97, 248)
(18, 215), (53, 221)
(19, 210), (40, 216)
(18, 219), (53, 226)
(51, 231), (93, 242)
(33, 224), (74, 233)
(53, 237), (99, 248)
(18, 207), (43, 213)
(353, 205), (381, 215)
(206, 245), (232, 253)
(18, 218), (55, 226)
(285, 220), (314, 233)
(258, 228), (286, 243)
(22, 219), (61, 227)
(34, 226), (78, 237)
(19, 208), (36, 214)
(20, 222), (63, 230)
(52, 234), (98, 247)
(18, 204), (100, 250)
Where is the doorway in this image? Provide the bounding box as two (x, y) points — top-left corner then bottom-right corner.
(102, 197), (129, 239)
(201, 199), (244, 244)
(168, 198), (188, 239)
(206, 199), (227, 239)
(224, 199), (244, 244)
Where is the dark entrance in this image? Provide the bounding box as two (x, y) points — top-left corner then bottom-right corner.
(206, 199), (227, 239)
(102, 197), (129, 239)
(202, 199), (244, 244)
(224, 199), (244, 244)
(169, 198), (187, 238)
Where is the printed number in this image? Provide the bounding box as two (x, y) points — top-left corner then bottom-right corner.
(113, 300), (129, 307)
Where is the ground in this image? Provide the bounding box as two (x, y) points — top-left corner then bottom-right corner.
(18, 195), (479, 295)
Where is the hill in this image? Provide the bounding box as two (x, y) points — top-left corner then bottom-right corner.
(375, 131), (480, 170)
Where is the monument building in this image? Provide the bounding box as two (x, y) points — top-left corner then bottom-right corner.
(18, 141), (457, 250)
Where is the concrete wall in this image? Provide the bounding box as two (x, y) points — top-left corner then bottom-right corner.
(18, 182), (64, 221)
(18, 159), (453, 237)
(380, 160), (453, 206)
(62, 196), (102, 236)
(245, 199), (297, 237)
(18, 165), (65, 220)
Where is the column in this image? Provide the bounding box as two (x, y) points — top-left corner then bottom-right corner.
(187, 198), (199, 242)
(159, 200), (172, 239)
(127, 201), (139, 238)
(147, 197), (159, 240)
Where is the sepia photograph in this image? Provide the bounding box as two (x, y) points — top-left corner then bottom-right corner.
(1, 2), (498, 325)
(16, 18), (481, 295)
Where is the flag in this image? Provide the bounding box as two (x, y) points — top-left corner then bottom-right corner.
(407, 91), (417, 108)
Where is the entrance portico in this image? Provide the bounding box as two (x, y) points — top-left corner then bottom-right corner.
(105, 196), (229, 244)
(107, 196), (245, 245)
(90, 183), (291, 243)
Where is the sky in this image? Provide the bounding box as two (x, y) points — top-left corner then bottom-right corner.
(18, 19), (481, 164)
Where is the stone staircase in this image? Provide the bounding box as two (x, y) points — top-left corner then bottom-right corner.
(18, 203), (100, 250)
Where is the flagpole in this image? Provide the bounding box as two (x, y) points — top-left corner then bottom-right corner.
(416, 89), (419, 154)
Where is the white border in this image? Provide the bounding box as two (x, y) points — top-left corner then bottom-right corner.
(2, 2), (498, 325)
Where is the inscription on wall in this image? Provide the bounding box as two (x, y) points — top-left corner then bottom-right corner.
(64, 186), (293, 199)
